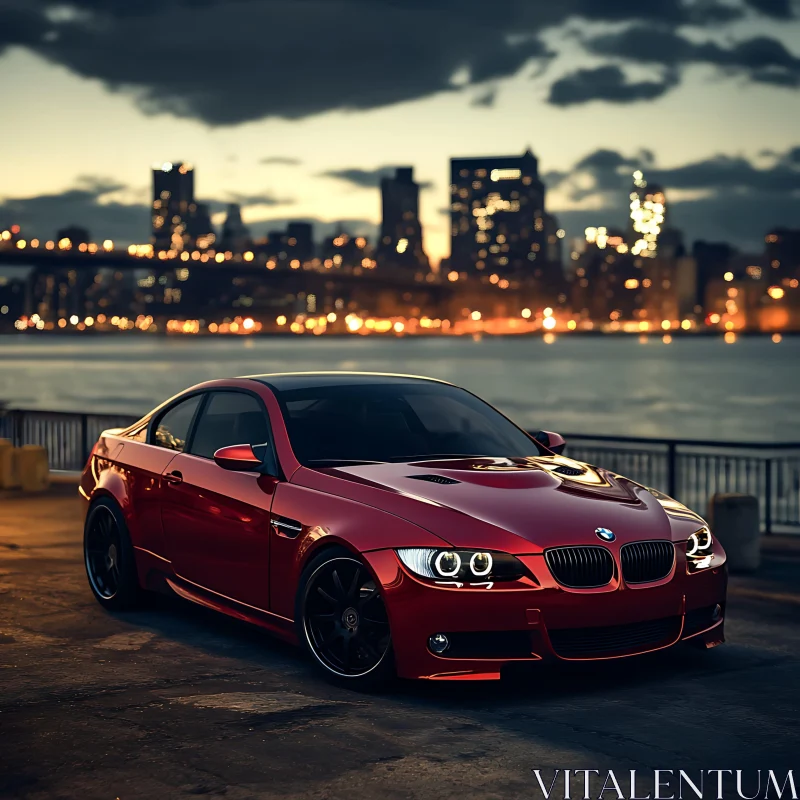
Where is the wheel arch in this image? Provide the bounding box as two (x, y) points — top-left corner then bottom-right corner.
(298, 537), (366, 576)
(294, 539), (396, 685)
(83, 472), (138, 538)
(83, 492), (145, 610)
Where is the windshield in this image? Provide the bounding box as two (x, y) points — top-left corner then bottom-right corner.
(274, 382), (543, 465)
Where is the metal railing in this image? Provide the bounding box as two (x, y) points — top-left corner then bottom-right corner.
(1, 408), (798, 533)
(0, 408), (137, 474)
(560, 434), (800, 534)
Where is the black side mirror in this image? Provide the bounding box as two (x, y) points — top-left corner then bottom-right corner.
(534, 430), (567, 455)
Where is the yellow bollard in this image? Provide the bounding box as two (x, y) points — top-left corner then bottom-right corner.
(0, 439), (17, 489)
(14, 445), (50, 493)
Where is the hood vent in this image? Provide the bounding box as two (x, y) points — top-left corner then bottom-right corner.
(407, 474), (461, 485)
(553, 464), (586, 477)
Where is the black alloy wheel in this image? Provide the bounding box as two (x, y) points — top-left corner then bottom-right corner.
(84, 498), (143, 610)
(300, 552), (394, 685)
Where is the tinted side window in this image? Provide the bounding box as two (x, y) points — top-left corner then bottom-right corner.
(154, 396), (202, 452)
(190, 392), (270, 459)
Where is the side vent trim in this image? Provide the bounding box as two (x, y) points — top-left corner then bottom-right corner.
(271, 515), (303, 538)
(407, 474), (461, 485)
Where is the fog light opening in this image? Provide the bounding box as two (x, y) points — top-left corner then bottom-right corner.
(429, 633), (450, 654)
(712, 604), (723, 622)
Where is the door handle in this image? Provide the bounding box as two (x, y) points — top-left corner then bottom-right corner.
(164, 470), (183, 486)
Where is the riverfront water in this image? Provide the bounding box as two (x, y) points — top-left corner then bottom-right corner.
(0, 334), (797, 442)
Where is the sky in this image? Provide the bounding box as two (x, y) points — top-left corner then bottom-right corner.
(1, 0), (799, 264)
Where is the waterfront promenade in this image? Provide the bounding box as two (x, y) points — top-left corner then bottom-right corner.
(1, 486), (799, 799)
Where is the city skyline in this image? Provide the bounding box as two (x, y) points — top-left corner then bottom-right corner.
(2, 1), (800, 262)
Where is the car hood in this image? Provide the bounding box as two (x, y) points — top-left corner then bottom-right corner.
(306, 455), (692, 553)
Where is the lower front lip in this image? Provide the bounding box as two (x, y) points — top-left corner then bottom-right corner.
(362, 549), (727, 680)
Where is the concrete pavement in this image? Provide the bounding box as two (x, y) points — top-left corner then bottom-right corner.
(1, 487), (799, 799)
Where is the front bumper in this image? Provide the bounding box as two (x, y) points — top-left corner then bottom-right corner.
(364, 550), (727, 680)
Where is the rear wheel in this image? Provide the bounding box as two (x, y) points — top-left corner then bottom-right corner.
(84, 498), (144, 611)
(297, 548), (395, 689)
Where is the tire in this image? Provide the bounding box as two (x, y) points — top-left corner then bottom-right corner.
(296, 546), (396, 690)
(84, 497), (144, 611)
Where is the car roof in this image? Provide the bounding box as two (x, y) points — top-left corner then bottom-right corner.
(242, 371), (452, 392)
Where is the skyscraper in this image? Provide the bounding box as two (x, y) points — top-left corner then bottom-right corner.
(693, 240), (736, 308)
(450, 149), (548, 275)
(151, 162), (195, 252)
(259, 222), (315, 267)
(378, 167), (429, 270)
(765, 227), (800, 282)
(286, 222), (314, 264)
(629, 171), (667, 258)
(218, 204), (252, 254)
(186, 203), (216, 251)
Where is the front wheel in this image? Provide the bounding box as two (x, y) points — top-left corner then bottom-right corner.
(297, 548), (395, 689)
(84, 497), (144, 611)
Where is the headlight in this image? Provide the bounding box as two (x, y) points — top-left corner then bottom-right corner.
(686, 527), (714, 571)
(396, 548), (526, 583)
(687, 527), (712, 556)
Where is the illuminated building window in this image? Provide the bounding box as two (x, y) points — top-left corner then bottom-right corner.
(490, 168), (521, 181)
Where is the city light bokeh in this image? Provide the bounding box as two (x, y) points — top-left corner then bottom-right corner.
(1, 156), (798, 338)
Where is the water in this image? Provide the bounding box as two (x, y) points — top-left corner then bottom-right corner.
(0, 334), (797, 442)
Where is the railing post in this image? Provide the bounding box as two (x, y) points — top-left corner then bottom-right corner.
(764, 458), (772, 535)
(667, 441), (677, 499)
(13, 410), (23, 448)
(80, 414), (89, 466)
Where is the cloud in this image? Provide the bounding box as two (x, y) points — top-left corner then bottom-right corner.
(550, 144), (800, 250)
(223, 191), (294, 207)
(320, 166), (433, 190)
(554, 145), (800, 202)
(0, 180), (376, 245)
(743, 0), (796, 17)
(471, 89), (497, 107)
(0, 179), (149, 243)
(0, 178), (297, 242)
(2, 0), (795, 125)
(780, 146), (800, 165)
(646, 155), (800, 193)
(0, 7), (43, 52)
(545, 148), (655, 199)
(575, 149), (653, 172)
(548, 66), (679, 106)
(21, 1), (555, 125)
(259, 156), (303, 166)
(557, 0), (742, 24)
(584, 28), (800, 88)
(557, 192), (800, 252)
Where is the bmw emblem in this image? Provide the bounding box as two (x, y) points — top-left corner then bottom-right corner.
(595, 527), (615, 542)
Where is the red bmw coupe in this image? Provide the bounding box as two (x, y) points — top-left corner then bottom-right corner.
(80, 372), (727, 685)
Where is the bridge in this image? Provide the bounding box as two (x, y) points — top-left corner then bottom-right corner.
(0, 248), (450, 292)
(0, 246), (564, 328)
